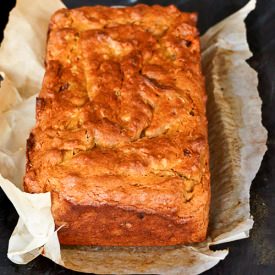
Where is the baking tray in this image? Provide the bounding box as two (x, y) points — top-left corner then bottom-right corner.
(0, 0), (274, 274)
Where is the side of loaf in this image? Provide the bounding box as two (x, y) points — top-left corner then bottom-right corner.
(24, 4), (210, 246)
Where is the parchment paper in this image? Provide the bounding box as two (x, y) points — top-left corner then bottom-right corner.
(0, 0), (267, 273)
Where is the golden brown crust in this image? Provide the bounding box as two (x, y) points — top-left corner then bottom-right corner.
(52, 173), (209, 246)
(24, 4), (210, 246)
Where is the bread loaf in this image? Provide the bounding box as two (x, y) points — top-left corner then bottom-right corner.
(24, 4), (210, 246)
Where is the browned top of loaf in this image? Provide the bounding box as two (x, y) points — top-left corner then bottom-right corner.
(24, 5), (209, 221)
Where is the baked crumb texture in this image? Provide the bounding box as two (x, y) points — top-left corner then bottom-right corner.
(24, 5), (210, 246)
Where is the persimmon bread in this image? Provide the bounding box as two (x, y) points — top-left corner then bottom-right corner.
(24, 4), (210, 246)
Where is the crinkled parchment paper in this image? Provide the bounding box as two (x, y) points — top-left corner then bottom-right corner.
(0, 0), (267, 273)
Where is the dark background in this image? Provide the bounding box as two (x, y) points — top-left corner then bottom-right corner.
(0, 0), (274, 274)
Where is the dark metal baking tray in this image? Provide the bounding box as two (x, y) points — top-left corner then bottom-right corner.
(0, 0), (274, 274)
